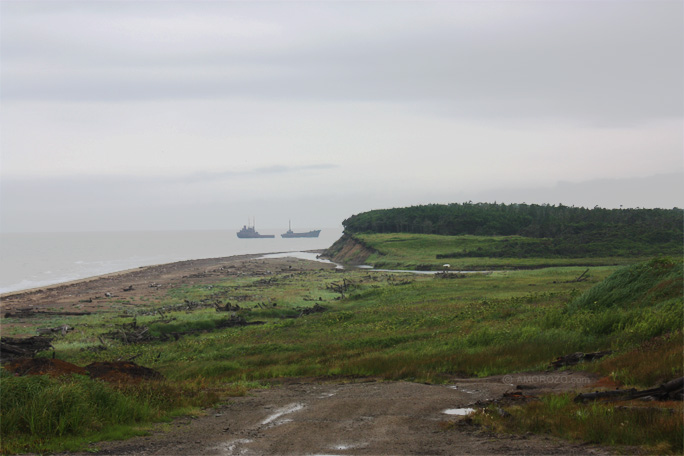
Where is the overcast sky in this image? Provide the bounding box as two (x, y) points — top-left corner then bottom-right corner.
(1, 0), (682, 232)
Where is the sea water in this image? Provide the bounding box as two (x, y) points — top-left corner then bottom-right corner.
(0, 228), (343, 294)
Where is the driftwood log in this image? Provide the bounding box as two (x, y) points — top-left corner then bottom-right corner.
(103, 318), (152, 344)
(564, 269), (590, 283)
(104, 326), (152, 344)
(574, 377), (684, 403)
(103, 314), (266, 344)
(216, 315), (266, 328)
(300, 304), (326, 316)
(37, 324), (73, 336)
(4, 308), (92, 319)
(215, 302), (241, 312)
(0, 336), (53, 363)
(327, 279), (352, 298)
(550, 350), (612, 369)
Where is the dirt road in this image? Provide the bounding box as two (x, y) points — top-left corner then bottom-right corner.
(71, 373), (614, 456)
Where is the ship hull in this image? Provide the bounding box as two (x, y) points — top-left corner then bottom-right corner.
(237, 224), (275, 238)
(281, 230), (321, 238)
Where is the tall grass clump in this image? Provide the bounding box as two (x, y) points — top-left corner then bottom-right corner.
(591, 331), (684, 387)
(563, 257), (683, 347)
(474, 394), (683, 454)
(0, 370), (220, 454)
(567, 257), (682, 313)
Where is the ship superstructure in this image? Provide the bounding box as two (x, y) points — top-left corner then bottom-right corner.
(236, 218), (275, 238)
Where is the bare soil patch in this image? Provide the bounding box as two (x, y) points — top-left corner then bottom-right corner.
(4, 357), (87, 377)
(56, 373), (623, 456)
(3, 358), (164, 383)
(85, 361), (164, 383)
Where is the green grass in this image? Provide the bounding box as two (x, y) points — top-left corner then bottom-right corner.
(52, 261), (680, 384)
(589, 331), (684, 387)
(353, 233), (644, 270)
(0, 371), (227, 454)
(2, 233), (682, 454)
(45, 259), (681, 386)
(473, 393), (683, 454)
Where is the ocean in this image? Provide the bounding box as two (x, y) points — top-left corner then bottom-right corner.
(0, 227), (343, 294)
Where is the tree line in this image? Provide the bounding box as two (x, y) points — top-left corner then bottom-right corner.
(342, 203), (683, 257)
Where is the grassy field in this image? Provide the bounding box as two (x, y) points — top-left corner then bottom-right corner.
(55, 266), (617, 381)
(353, 233), (648, 270)
(1, 235), (682, 454)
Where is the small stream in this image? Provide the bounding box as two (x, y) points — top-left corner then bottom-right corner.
(258, 251), (343, 268)
(258, 252), (486, 275)
(355, 265), (485, 275)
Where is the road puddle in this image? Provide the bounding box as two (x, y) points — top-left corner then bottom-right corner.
(212, 438), (253, 455)
(261, 403), (305, 425)
(442, 408), (475, 416)
(332, 442), (366, 450)
(449, 385), (477, 394)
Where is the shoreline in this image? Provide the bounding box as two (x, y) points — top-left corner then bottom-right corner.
(0, 253), (260, 300)
(0, 250), (332, 316)
(0, 228), (343, 300)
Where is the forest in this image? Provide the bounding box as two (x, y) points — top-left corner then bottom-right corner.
(342, 203), (683, 258)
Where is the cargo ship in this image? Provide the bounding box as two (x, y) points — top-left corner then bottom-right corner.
(237, 219), (275, 238)
(281, 221), (321, 238)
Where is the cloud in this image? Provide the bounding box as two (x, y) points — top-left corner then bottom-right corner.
(0, 163), (339, 191)
(463, 173), (684, 210)
(2, 2), (681, 124)
(176, 163), (339, 183)
(1, 1), (682, 234)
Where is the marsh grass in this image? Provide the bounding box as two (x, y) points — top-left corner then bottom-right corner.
(474, 394), (683, 453)
(0, 371), (227, 455)
(589, 331), (684, 387)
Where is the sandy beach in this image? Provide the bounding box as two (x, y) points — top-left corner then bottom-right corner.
(0, 251), (336, 332)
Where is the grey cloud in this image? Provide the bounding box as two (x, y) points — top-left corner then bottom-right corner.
(2, 2), (681, 124)
(463, 173), (684, 210)
(0, 163), (338, 191)
(183, 164), (339, 183)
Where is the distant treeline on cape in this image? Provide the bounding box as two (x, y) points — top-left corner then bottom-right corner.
(342, 203), (683, 258)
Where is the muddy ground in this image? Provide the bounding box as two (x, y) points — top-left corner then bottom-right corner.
(3, 253), (625, 455)
(60, 373), (618, 456)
